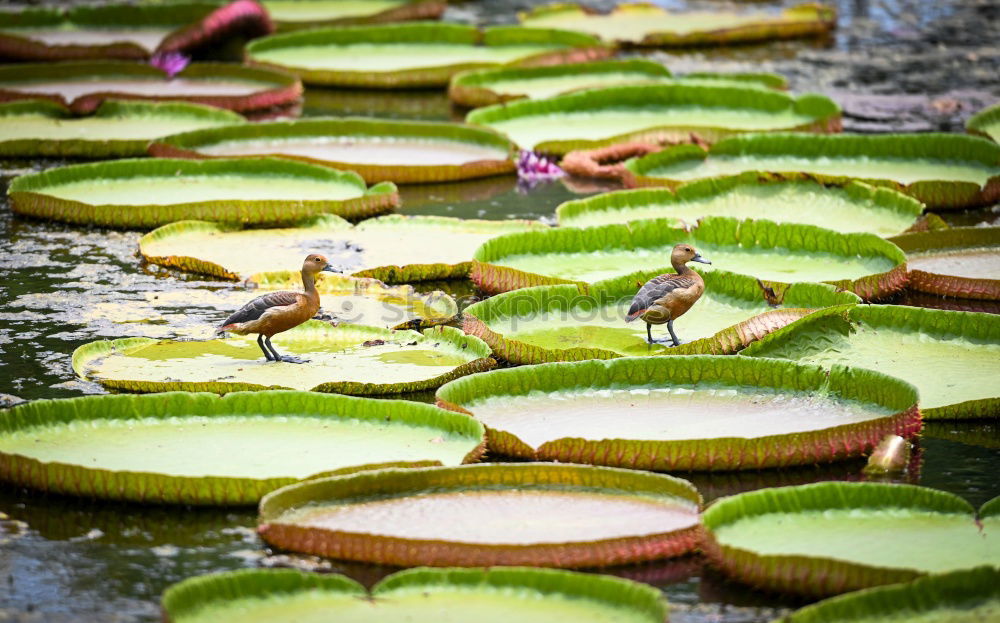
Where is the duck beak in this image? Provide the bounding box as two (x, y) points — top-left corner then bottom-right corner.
(691, 254), (712, 265)
(321, 264), (340, 273)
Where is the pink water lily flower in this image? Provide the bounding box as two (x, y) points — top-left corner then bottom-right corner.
(150, 51), (191, 78)
(517, 150), (565, 182)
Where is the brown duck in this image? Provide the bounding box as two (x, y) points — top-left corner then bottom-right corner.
(217, 253), (335, 363)
(626, 244), (711, 346)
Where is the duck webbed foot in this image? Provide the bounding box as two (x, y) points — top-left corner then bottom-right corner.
(263, 336), (309, 364)
(276, 355), (309, 364)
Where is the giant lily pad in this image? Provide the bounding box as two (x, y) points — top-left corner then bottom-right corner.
(702, 482), (1000, 596)
(781, 566), (1000, 623)
(162, 566), (667, 623)
(741, 305), (1000, 419)
(471, 217), (907, 300)
(8, 158), (397, 228)
(463, 268), (859, 364)
(73, 321), (494, 395)
(0, 391), (484, 505)
(967, 102), (1000, 143)
(557, 174), (924, 237)
(518, 2), (836, 47)
(0, 61), (302, 114)
(246, 22), (609, 88)
(267, 0), (445, 31)
(150, 117), (516, 184)
(624, 133), (1000, 210)
(436, 356), (919, 471)
(0, 99), (244, 158)
(889, 227), (1000, 300)
(448, 59), (786, 108)
(466, 84), (840, 154)
(0, 0), (271, 62)
(258, 463), (701, 567)
(140, 214), (548, 281)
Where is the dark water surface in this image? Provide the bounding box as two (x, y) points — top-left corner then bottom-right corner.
(2, 0), (1000, 621)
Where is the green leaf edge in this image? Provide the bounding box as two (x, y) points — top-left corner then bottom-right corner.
(889, 227), (1000, 300)
(271, 0), (446, 31)
(966, 102), (1000, 142)
(0, 390), (486, 505)
(435, 355), (920, 471)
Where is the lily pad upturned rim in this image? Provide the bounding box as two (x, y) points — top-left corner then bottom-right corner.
(889, 227), (1000, 300)
(258, 462), (702, 568)
(624, 132), (1000, 210)
(556, 172), (926, 235)
(517, 2), (837, 47)
(470, 216), (908, 300)
(0, 61), (302, 114)
(270, 0), (447, 31)
(161, 566), (667, 623)
(139, 213), (548, 282)
(701, 481), (985, 596)
(781, 566), (1000, 623)
(72, 321), (495, 396)
(0, 390), (486, 506)
(0, 98), (245, 158)
(245, 22), (612, 88)
(0, 0), (272, 62)
(8, 157), (398, 228)
(435, 356), (920, 471)
(466, 83), (841, 155)
(462, 267), (861, 365)
(966, 102), (1000, 142)
(149, 116), (518, 184)
(741, 304), (1000, 420)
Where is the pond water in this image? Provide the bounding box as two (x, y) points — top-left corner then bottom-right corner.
(2, 0), (1000, 621)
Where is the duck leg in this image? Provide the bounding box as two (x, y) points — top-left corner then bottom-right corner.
(264, 335), (308, 364)
(646, 322), (678, 345)
(257, 334), (275, 361)
(666, 319), (680, 347)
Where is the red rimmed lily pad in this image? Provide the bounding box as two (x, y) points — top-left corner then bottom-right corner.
(72, 321), (494, 395)
(889, 227), (1000, 300)
(435, 356), (919, 471)
(139, 214), (547, 282)
(0, 391), (485, 505)
(246, 22), (610, 88)
(161, 566), (667, 622)
(150, 117), (516, 184)
(258, 463), (702, 567)
(267, 0), (445, 31)
(8, 157), (397, 228)
(518, 2), (836, 47)
(0, 61), (301, 114)
(702, 482), (1000, 596)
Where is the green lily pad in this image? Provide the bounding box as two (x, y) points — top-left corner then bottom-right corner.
(702, 482), (1000, 596)
(162, 566), (667, 623)
(781, 566), (1000, 623)
(258, 463), (701, 567)
(150, 117), (516, 184)
(0, 61), (302, 114)
(448, 59), (785, 108)
(518, 2), (836, 47)
(0, 99), (244, 158)
(246, 22), (609, 88)
(435, 356), (919, 471)
(0, 1), (270, 61)
(73, 321), (494, 395)
(889, 227), (1000, 300)
(967, 102), (1000, 143)
(741, 305), (1000, 419)
(139, 214), (548, 282)
(8, 158), (398, 228)
(463, 268), (859, 364)
(267, 0), (445, 31)
(471, 217), (907, 300)
(0, 391), (484, 505)
(467, 83), (839, 154)
(557, 174), (924, 237)
(625, 133), (1000, 210)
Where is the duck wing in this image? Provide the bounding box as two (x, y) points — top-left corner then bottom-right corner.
(626, 274), (698, 321)
(219, 291), (303, 330)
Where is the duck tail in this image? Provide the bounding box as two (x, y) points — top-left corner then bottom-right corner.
(625, 308), (647, 322)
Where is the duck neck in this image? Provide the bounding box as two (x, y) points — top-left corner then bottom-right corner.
(300, 269), (320, 303)
(672, 259), (693, 275)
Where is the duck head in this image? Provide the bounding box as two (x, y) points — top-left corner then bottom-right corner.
(671, 244), (711, 266)
(302, 253), (338, 274)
